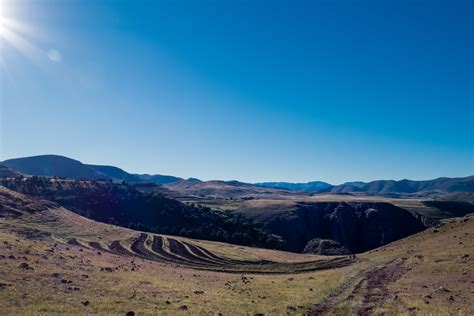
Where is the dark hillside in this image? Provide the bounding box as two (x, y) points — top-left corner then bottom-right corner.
(1, 155), (182, 185)
(422, 200), (474, 218)
(0, 177), (281, 249)
(331, 176), (474, 195)
(0, 165), (22, 178)
(87, 164), (183, 184)
(85, 164), (142, 182)
(2, 155), (108, 180)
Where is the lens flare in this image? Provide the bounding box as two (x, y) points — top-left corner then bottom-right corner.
(0, 0), (57, 74)
(0, 1), (4, 36)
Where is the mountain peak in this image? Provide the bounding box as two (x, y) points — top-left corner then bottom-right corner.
(1, 154), (183, 185)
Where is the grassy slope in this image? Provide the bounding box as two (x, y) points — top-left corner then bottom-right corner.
(0, 186), (472, 315)
(316, 216), (474, 315)
(0, 187), (355, 314)
(364, 217), (474, 314)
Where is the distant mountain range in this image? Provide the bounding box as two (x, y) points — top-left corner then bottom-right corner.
(1, 154), (473, 196)
(85, 164), (182, 184)
(254, 181), (333, 192)
(245, 177), (474, 195)
(1, 155), (182, 185)
(331, 177), (474, 195)
(165, 179), (308, 199)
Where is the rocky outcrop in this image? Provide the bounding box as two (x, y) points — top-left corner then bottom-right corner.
(239, 201), (426, 253)
(303, 238), (351, 255)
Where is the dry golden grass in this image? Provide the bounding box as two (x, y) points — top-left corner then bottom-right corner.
(0, 186), (473, 315)
(311, 216), (474, 315)
(363, 217), (474, 315)
(0, 226), (359, 315)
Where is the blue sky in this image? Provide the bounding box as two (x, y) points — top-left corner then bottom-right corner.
(1, 0), (473, 183)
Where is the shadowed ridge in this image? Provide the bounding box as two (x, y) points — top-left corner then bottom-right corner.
(2, 155), (109, 180)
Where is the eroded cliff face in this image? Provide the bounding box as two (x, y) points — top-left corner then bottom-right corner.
(240, 202), (426, 253)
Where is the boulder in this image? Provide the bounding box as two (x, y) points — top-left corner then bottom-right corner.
(303, 238), (351, 255)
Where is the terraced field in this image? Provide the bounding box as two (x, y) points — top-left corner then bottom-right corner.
(0, 186), (353, 275)
(56, 233), (356, 274)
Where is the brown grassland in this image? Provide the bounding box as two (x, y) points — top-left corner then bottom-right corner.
(0, 186), (472, 315)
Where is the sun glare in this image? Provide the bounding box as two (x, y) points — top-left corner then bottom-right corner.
(0, 0), (59, 71)
(0, 1), (4, 36)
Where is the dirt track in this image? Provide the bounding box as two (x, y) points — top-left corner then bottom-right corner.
(308, 259), (408, 315)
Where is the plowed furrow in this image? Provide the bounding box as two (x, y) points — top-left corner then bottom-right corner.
(89, 241), (107, 251)
(0, 208), (22, 217)
(190, 243), (252, 265)
(150, 235), (196, 265)
(282, 257), (356, 273)
(167, 238), (222, 265)
(88, 241), (102, 250)
(130, 233), (167, 262)
(66, 238), (88, 248)
(182, 242), (230, 265)
(109, 240), (136, 257)
(91, 237), (356, 275)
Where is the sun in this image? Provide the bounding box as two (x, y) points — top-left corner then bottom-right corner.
(0, 0), (9, 37)
(0, 0), (15, 41)
(0, 0), (55, 69)
(0, 1), (4, 36)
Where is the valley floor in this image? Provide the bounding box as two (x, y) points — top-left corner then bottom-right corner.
(0, 186), (473, 315)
